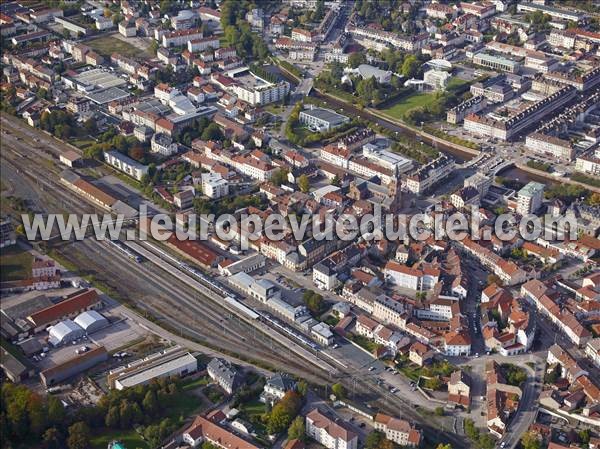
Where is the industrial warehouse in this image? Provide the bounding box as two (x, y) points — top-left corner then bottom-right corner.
(107, 346), (198, 390)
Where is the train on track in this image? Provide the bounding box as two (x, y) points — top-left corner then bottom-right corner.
(105, 240), (143, 263)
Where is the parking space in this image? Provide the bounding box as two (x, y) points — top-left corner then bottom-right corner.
(33, 312), (149, 370)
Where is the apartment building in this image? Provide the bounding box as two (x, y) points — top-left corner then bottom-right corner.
(516, 182), (545, 216)
(162, 28), (203, 47)
(464, 85), (576, 140)
(405, 155), (455, 194)
(207, 358), (242, 394)
(306, 408), (358, 449)
(373, 413), (421, 447)
(525, 133), (574, 161)
(201, 173), (229, 199)
(104, 151), (149, 181)
(383, 261), (440, 291)
(372, 295), (409, 330)
(576, 149), (600, 176)
(151, 133), (179, 157)
(188, 36), (220, 53)
(231, 79), (290, 106)
(447, 95), (487, 124)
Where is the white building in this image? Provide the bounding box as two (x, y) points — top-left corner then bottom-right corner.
(313, 261), (338, 291)
(188, 36), (220, 53)
(362, 143), (413, 174)
(373, 413), (421, 447)
(525, 133), (574, 161)
(424, 69), (450, 90)
(444, 331), (471, 356)
(311, 322), (334, 346)
(306, 408), (358, 449)
(151, 133), (179, 157)
(201, 173), (229, 199)
(109, 346), (197, 390)
(516, 182), (545, 215)
(104, 151), (149, 181)
(383, 261), (439, 291)
(231, 76), (290, 106)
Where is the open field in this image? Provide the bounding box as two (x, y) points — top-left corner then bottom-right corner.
(0, 245), (32, 282)
(86, 35), (149, 58)
(380, 92), (438, 120)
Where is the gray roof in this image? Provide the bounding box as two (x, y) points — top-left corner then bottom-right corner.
(1, 295), (52, 321)
(300, 107), (348, 126)
(266, 372), (297, 391)
(207, 358), (240, 387)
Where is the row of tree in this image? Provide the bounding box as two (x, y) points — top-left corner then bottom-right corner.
(1, 376), (190, 449)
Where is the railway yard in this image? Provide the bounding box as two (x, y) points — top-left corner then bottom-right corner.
(1, 114), (468, 448)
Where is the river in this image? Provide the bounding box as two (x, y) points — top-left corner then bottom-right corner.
(309, 89), (565, 186)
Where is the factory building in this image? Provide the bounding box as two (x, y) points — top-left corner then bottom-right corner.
(108, 346), (197, 390)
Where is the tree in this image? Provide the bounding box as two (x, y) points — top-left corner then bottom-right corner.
(588, 192), (600, 206)
(128, 145), (145, 162)
(47, 396), (65, 427)
(365, 431), (384, 449)
(296, 380), (308, 397)
(424, 377), (442, 390)
(27, 395), (48, 435)
(436, 445), (452, 449)
(348, 52), (366, 69)
(579, 429), (590, 444)
(302, 290), (323, 314)
(142, 390), (158, 417)
(200, 123), (223, 141)
(331, 175), (340, 187)
(297, 175), (310, 193)
(434, 406), (444, 416)
(401, 55), (420, 78)
(67, 422), (90, 449)
(143, 424), (162, 448)
(105, 406), (120, 428)
(83, 118), (97, 135)
(521, 431), (542, 449)
(331, 383), (346, 399)
(266, 391), (303, 435)
(42, 427), (62, 449)
(487, 274), (501, 286)
(271, 169), (289, 187)
(287, 416), (306, 441)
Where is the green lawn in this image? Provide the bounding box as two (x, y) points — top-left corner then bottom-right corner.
(348, 334), (381, 354)
(181, 376), (211, 392)
(446, 77), (470, 92)
(90, 428), (148, 449)
(241, 400), (268, 418)
(86, 35), (150, 58)
(167, 390), (207, 420)
(70, 138), (95, 150)
(381, 92), (438, 120)
(0, 246), (33, 282)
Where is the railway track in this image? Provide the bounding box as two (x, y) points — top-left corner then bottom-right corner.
(1, 116), (468, 447)
(1, 133), (332, 384)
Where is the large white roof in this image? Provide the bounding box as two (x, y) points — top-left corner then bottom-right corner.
(74, 310), (107, 331)
(49, 319), (82, 341)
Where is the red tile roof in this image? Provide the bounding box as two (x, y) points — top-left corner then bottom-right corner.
(28, 289), (100, 327)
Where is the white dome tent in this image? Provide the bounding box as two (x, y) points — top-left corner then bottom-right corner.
(74, 310), (108, 334)
(48, 319), (84, 346)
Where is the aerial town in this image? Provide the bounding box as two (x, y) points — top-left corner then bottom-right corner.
(0, 1), (599, 449)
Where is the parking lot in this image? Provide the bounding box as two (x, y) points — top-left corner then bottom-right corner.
(33, 311), (149, 370)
